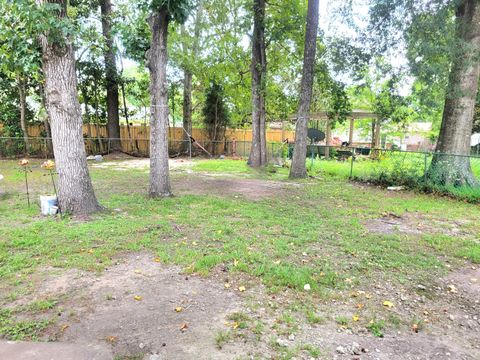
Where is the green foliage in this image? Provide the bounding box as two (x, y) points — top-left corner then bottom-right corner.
(202, 81), (230, 142)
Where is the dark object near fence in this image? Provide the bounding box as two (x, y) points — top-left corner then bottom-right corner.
(307, 128), (325, 142)
(336, 150), (353, 161)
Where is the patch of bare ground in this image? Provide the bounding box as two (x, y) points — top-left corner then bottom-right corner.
(91, 158), (193, 171)
(21, 253), (259, 359)
(174, 174), (299, 200)
(364, 211), (471, 236)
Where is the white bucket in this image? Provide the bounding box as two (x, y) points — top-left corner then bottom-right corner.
(40, 195), (58, 215)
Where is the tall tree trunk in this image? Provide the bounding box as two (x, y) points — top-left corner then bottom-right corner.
(429, 0), (480, 187)
(100, 0), (121, 151)
(17, 76), (29, 154)
(81, 85), (95, 154)
(182, 1), (203, 151)
(374, 119), (381, 148)
(37, 0), (101, 215)
(289, 0), (320, 178)
(249, 0), (267, 167)
(147, 8), (172, 197)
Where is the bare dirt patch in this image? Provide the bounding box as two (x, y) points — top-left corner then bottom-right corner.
(364, 212), (470, 236)
(91, 158), (193, 171)
(28, 253), (252, 359)
(174, 174), (297, 200)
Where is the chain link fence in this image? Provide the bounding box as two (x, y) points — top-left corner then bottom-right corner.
(301, 145), (480, 202)
(1, 136), (479, 201)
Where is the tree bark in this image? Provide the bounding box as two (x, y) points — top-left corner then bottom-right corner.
(37, 0), (101, 215)
(182, 1), (203, 151)
(249, 0), (267, 167)
(147, 8), (172, 197)
(429, 0), (480, 187)
(17, 76), (29, 154)
(100, 0), (121, 150)
(289, 0), (320, 178)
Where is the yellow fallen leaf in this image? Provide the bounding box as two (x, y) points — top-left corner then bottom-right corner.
(232, 322), (239, 329)
(233, 259), (239, 267)
(192, 241), (198, 246)
(224, 283), (231, 289)
(105, 336), (117, 343)
(238, 286), (246, 292)
(60, 324), (69, 332)
(154, 257), (161, 263)
(356, 303), (364, 309)
(175, 307), (183, 313)
(88, 249), (94, 254)
(134, 295), (143, 301)
(134, 269), (141, 274)
(383, 300), (394, 308)
(352, 315), (360, 322)
(447, 284), (458, 294)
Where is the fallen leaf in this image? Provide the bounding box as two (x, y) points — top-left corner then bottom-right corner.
(233, 259), (239, 267)
(411, 324), (419, 333)
(352, 315), (360, 322)
(383, 300), (394, 308)
(154, 257), (161, 263)
(232, 322), (239, 329)
(345, 278), (353, 284)
(238, 286), (246, 292)
(180, 323), (188, 332)
(224, 283), (231, 289)
(447, 285), (458, 294)
(60, 324), (69, 332)
(134, 295), (143, 301)
(134, 269), (141, 274)
(304, 284), (311, 291)
(175, 307), (183, 313)
(356, 303), (364, 309)
(105, 336), (117, 343)
(192, 241), (198, 246)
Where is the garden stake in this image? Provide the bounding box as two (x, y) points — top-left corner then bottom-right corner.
(19, 159), (30, 207)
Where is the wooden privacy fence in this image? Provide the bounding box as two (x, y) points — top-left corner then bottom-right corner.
(16, 124), (295, 157)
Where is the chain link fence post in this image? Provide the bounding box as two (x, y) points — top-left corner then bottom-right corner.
(349, 148), (355, 179)
(424, 152), (428, 185)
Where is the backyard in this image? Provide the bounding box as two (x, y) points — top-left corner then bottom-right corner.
(0, 157), (479, 359)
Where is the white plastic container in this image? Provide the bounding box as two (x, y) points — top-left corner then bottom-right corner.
(40, 195), (58, 215)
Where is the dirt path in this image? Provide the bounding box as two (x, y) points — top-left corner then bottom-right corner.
(31, 253), (249, 359)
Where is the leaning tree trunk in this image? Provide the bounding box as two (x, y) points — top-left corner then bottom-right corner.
(249, 0), (267, 167)
(429, 0), (480, 187)
(147, 8), (172, 197)
(17, 76), (29, 154)
(182, 1), (203, 152)
(37, 0), (101, 215)
(100, 0), (121, 151)
(289, 0), (320, 178)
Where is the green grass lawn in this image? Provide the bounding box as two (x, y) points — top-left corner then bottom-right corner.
(304, 151), (480, 202)
(0, 158), (479, 343)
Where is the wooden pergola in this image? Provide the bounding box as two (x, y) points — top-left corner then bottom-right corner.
(289, 110), (379, 145)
